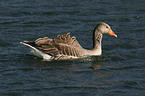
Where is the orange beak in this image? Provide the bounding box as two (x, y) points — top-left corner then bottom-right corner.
(108, 29), (117, 38)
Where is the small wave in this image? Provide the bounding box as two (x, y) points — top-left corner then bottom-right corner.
(0, 39), (13, 47)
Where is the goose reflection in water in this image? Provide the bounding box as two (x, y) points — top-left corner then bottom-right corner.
(30, 55), (110, 70)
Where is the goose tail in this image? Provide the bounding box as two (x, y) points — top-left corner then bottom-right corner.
(20, 41), (52, 60)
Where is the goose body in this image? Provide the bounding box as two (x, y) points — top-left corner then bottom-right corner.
(20, 22), (117, 61)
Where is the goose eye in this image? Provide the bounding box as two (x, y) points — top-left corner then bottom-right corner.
(106, 26), (108, 28)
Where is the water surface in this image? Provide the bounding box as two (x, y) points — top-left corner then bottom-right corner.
(0, 0), (145, 96)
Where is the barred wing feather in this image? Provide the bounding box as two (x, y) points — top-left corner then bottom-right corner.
(35, 33), (84, 58)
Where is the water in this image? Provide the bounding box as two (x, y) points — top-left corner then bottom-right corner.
(0, 0), (145, 96)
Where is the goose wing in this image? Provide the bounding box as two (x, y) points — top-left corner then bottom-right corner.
(35, 33), (84, 58)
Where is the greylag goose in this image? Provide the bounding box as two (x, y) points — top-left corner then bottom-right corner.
(20, 22), (117, 61)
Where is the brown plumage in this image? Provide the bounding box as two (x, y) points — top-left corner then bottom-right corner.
(20, 22), (117, 61)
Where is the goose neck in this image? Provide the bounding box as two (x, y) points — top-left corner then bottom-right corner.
(93, 30), (102, 49)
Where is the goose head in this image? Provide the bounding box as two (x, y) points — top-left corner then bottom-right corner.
(95, 22), (117, 38)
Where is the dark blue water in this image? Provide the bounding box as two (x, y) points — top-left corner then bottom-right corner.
(0, 0), (145, 96)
